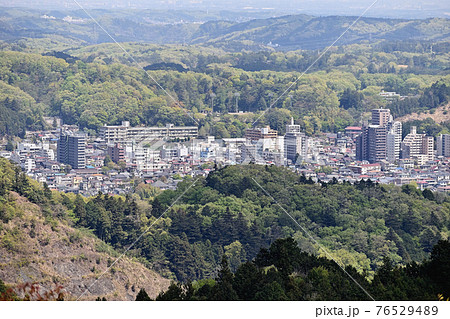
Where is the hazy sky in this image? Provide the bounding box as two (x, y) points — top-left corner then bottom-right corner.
(1, 1), (449, 18)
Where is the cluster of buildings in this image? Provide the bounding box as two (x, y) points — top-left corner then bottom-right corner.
(356, 109), (435, 166)
(238, 118), (307, 166)
(3, 108), (450, 196)
(0, 122), (199, 196)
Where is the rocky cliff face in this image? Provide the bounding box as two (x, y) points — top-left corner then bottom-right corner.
(0, 192), (169, 300)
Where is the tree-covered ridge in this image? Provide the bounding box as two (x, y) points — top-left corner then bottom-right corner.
(193, 16), (450, 51)
(0, 157), (51, 205)
(0, 7), (448, 51)
(151, 238), (450, 301)
(46, 163), (449, 283)
(0, 51), (198, 133)
(64, 40), (449, 76)
(1, 158), (449, 296)
(0, 48), (448, 138)
(155, 165), (449, 274)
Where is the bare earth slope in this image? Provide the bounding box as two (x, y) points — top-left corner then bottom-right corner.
(397, 103), (450, 123)
(0, 192), (169, 300)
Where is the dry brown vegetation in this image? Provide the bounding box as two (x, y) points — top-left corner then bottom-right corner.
(0, 192), (169, 300)
(397, 103), (450, 123)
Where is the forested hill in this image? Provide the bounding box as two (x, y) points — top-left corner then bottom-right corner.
(0, 158), (169, 300)
(152, 238), (450, 301)
(0, 49), (449, 139)
(57, 163), (450, 283)
(0, 7), (448, 50)
(192, 15), (450, 51)
(1, 158), (450, 299)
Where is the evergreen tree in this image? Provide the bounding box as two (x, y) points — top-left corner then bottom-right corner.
(233, 261), (264, 300)
(254, 282), (288, 301)
(136, 288), (152, 301)
(217, 207), (237, 244)
(212, 256), (238, 300)
(156, 283), (184, 301)
(151, 197), (164, 218)
(426, 240), (450, 298)
(43, 182), (52, 200)
(73, 195), (87, 226)
(5, 140), (14, 152)
(339, 88), (363, 110)
(422, 189), (435, 201)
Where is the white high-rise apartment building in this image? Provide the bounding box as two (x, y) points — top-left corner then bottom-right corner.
(401, 126), (423, 159)
(386, 121), (402, 163)
(401, 126), (435, 163)
(284, 118), (308, 163)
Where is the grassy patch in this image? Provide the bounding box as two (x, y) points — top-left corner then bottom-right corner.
(95, 241), (119, 257)
(0, 227), (25, 252)
(68, 230), (83, 244)
(0, 202), (16, 223)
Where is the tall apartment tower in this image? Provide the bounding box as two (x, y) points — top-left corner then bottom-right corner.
(356, 127), (368, 161)
(367, 125), (387, 163)
(356, 109), (390, 163)
(57, 131), (86, 169)
(371, 108), (391, 126)
(386, 121), (402, 163)
(286, 117), (301, 134)
(284, 118), (308, 163)
(437, 134), (450, 157)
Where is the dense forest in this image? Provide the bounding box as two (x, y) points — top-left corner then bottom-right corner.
(147, 238), (450, 301)
(115, 164), (450, 282)
(2, 159), (449, 285)
(0, 43), (449, 138)
(3, 238), (449, 301)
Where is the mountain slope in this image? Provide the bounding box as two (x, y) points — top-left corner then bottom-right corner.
(0, 190), (169, 300)
(193, 16), (450, 50)
(397, 103), (450, 124)
(0, 7), (448, 51)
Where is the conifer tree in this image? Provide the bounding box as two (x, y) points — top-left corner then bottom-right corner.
(136, 288), (152, 301)
(213, 255), (238, 300)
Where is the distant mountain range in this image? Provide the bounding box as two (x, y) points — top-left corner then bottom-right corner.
(0, 7), (449, 51)
(192, 15), (450, 50)
(1, 1), (449, 19)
